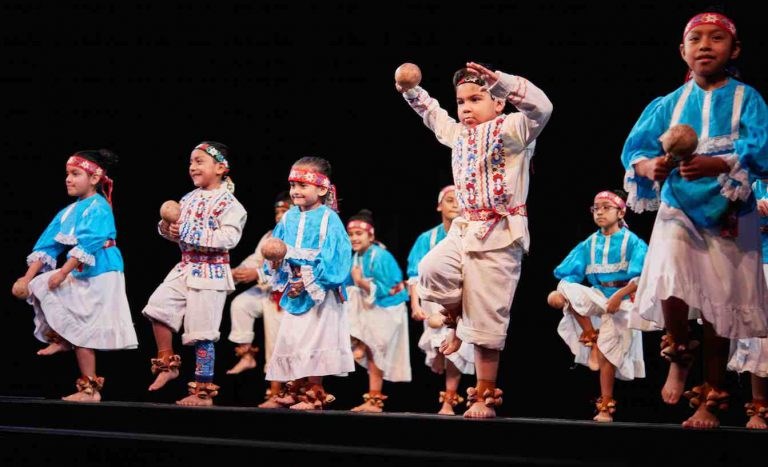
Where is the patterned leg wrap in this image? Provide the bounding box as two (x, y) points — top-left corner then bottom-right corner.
(195, 340), (215, 383)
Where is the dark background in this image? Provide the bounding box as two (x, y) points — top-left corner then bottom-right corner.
(1, 0), (765, 424)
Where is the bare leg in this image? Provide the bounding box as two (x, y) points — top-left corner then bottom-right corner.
(746, 374), (768, 430)
(62, 347), (101, 403)
(660, 296), (691, 404)
(569, 310), (599, 371)
(226, 343), (258, 375)
(593, 348), (616, 423)
(682, 320), (729, 429)
(37, 341), (72, 356)
(148, 320), (179, 391)
(258, 381), (287, 409)
(351, 346), (385, 413)
(464, 346), (500, 419)
(438, 360), (461, 415)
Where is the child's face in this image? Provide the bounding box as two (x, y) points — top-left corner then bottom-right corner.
(348, 228), (373, 253)
(680, 24), (740, 81)
(189, 149), (227, 189)
(289, 169), (327, 211)
(437, 190), (461, 222)
(591, 202), (624, 230)
(65, 166), (99, 199)
(456, 83), (504, 128)
(274, 205), (289, 223)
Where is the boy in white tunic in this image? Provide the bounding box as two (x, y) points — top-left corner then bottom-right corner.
(397, 61), (553, 418)
(142, 141), (247, 407)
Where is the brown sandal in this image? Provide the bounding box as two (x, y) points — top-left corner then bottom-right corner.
(683, 383), (729, 413)
(594, 396), (617, 418)
(186, 381), (220, 400)
(578, 329), (599, 347)
(297, 384), (336, 409)
(150, 354), (181, 375)
(466, 386), (503, 408)
(361, 391), (388, 409)
(660, 334), (699, 366)
(745, 399), (768, 420)
(75, 375), (105, 395)
(439, 390), (465, 408)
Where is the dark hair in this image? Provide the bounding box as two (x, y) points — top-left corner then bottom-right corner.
(452, 62), (495, 88)
(610, 189), (628, 202)
(292, 156), (335, 207)
(275, 190), (291, 205)
(74, 148), (119, 173)
(348, 208), (375, 231)
(293, 156), (331, 177)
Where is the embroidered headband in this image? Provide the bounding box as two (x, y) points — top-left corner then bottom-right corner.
(594, 191), (626, 210)
(454, 73), (487, 88)
(67, 155), (114, 205)
(275, 200), (291, 209)
(195, 143), (230, 171)
(347, 220), (375, 236)
(437, 185), (456, 205)
(683, 12), (737, 40)
(288, 167), (338, 212)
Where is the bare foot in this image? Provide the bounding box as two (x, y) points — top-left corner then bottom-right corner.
(463, 401), (496, 419)
(274, 393), (297, 406)
(681, 405), (720, 429)
(350, 400), (383, 413)
(352, 345), (365, 360)
(226, 355), (257, 375)
(62, 390), (101, 403)
(437, 402), (455, 415)
(290, 401), (319, 410)
(148, 368), (179, 391)
(593, 411), (613, 423)
(258, 397), (285, 409)
(746, 415), (768, 430)
(175, 394), (213, 407)
(439, 330), (462, 356)
(661, 362), (689, 404)
(37, 342), (71, 356)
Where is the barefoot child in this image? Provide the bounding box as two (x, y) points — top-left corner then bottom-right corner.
(397, 61), (553, 418)
(621, 11), (768, 428)
(546, 190), (648, 422)
(408, 185), (475, 415)
(261, 156), (354, 410)
(142, 141), (247, 406)
(345, 209), (411, 412)
(12, 149), (138, 402)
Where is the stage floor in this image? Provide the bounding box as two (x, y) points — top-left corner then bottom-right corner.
(0, 396), (763, 467)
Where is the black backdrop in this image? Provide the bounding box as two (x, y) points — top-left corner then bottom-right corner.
(2, 0), (765, 424)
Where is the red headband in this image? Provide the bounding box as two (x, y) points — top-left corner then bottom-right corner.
(288, 167), (338, 212)
(683, 12), (737, 40)
(437, 185), (456, 205)
(347, 220), (374, 236)
(594, 191), (626, 210)
(67, 155), (114, 205)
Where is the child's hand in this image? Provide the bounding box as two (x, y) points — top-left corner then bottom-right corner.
(757, 199), (768, 217)
(411, 302), (427, 321)
(466, 61), (499, 87)
(605, 295), (622, 314)
(287, 279), (305, 298)
(48, 270), (67, 290)
(634, 157), (671, 181)
(233, 267), (260, 284)
(168, 222), (181, 239)
(11, 277), (30, 299)
(351, 265), (365, 286)
(679, 155), (729, 181)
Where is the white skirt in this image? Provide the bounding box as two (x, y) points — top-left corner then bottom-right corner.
(416, 300), (474, 374)
(727, 264), (768, 378)
(347, 287), (412, 382)
(265, 291), (355, 381)
(28, 270), (138, 350)
(556, 281), (645, 381)
(632, 204), (768, 339)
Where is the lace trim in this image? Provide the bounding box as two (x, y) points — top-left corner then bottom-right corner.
(27, 251), (57, 271)
(54, 232), (78, 245)
(68, 246), (95, 267)
(585, 262), (628, 274)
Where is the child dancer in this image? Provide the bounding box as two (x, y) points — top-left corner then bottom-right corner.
(142, 141), (247, 406)
(408, 185), (475, 415)
(226, 191), (292, 405)
(397, 61), (553, 418)
(12, 149), (138, 402)
(546, 190), (648, 422)
(261, 156), (354, 410)
(727, 178), (768, 430)
(345, 209), (412, 413)
(621, 11), (768, 428)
